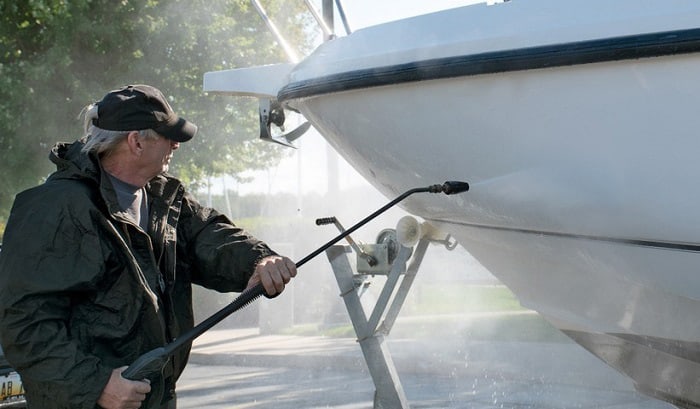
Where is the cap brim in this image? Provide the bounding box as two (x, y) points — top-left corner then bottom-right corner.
(154, 117), (198, 142)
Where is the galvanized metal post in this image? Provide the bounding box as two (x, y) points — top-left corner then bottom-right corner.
(326, 241), (429, 409)
(321, 0), (339, 196)
(322, 0), (334, 41)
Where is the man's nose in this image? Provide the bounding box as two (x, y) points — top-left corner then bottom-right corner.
(171, 141), (180, 150)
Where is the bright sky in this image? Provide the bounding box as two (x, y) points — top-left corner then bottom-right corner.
(230, 0), (484, 196)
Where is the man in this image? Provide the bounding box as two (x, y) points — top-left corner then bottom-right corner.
(0, 85), (297, 409)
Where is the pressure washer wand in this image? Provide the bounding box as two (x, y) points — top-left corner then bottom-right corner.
(123, 181), (469, 382)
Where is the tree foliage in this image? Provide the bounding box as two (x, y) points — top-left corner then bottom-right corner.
(0, 0), (314, 221)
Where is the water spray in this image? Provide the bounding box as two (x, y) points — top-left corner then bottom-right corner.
(122, 180), (469, 403)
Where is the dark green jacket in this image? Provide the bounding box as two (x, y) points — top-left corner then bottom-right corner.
(0, 141), (276, 408)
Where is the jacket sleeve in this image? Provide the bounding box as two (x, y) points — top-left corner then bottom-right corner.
(0, 187), (113, 409)
(178, 191), (278, 292)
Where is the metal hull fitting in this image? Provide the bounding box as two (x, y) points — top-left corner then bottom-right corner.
(205, 0), (700, 406)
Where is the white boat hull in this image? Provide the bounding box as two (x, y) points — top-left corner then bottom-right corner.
(205, 0), (700, 406)
(288, 56), (700, 405)
(293, 53), (700, 341)
(287, 46), (700, 409)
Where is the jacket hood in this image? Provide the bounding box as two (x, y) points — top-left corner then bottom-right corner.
(48, 141), (184, 218)
(48, 141), (101, 184)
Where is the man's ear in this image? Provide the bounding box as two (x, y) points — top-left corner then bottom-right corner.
(125, 131), (143, 156)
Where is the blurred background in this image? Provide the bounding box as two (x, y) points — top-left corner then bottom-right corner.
(0, 0), (507, 336)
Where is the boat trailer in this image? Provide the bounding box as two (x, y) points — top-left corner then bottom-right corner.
(319, 215), (458, 409)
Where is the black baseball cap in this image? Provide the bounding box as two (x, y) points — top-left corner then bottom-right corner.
(93, 84), (197, 142)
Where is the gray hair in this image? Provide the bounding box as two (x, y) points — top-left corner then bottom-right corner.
(79, 103), (160, 156)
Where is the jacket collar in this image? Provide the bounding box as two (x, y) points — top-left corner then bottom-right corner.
(49, 141), (184, 220)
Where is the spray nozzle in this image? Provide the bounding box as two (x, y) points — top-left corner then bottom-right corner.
(427, 181), (470, 195)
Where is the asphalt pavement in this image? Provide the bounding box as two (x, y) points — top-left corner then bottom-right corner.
(177, 318), (677, 409)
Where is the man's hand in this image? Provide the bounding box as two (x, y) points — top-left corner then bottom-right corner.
(97, 367), (151, 409)
(247, 255), (297, 296)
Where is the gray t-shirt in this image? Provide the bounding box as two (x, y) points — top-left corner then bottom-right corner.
(106, 173), (149, 231)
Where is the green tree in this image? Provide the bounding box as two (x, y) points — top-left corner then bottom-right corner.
(0, 0), (313, 223)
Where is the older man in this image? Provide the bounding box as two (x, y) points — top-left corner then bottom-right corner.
(0, 85), (296, 409)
